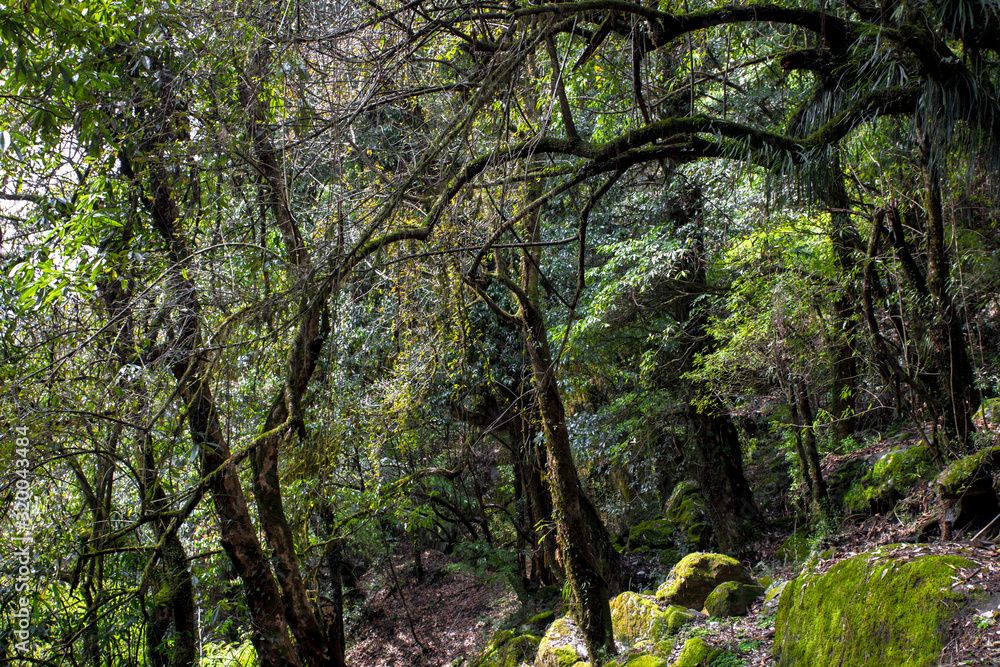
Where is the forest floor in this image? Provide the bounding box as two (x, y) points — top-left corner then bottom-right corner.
(348, 430), (1000, 666)
(345, 550), (520, 666)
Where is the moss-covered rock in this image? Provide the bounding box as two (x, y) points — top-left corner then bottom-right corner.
(669, 637), (723, 667)
(628, 482), (710, 553)
(974, 397), (1000, 429)
(473, 629), (542, 667)
(843, 442), (937, 514)
(609, 592), (698, 647)
(629, 520), (676, 552)
(611, 654), (668, 667)
(703, 580), (764, 617)
(934, 444), (1000, 536)
(775, 530), (811, 564)
(535, 616), (588, 667)
(655, 553), (754, 610)
(663, 481), (711, 550)
(773, 545), (982, 667)
(827, 457), (869, 509)
(762, 580), (788, 612)
(935, 444), (1000, 498)
(523, 610), (557, 634)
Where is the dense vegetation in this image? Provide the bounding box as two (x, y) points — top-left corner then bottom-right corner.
(1, 0), (999, 664)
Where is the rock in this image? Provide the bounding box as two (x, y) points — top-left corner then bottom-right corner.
(472, 629), (541, 667)
(843, 441), (937, 514)
(703, 580), (764, 617)
(935, 445), (1000, 537)
(762, 580), (788, 612)
(974, 397), (1000, 429)
(535, 616), (588, 667)
(522, 610), (557, 634)
(655, 552), (754, 609)
(669, 637), (724, 667)
(628, 482), (710, 553)
(663, 481), (711, 550)
(609, 592), (698, 646)
(775, 530), (811, 564)
(773, 545), (982, 667)
(628, 520), (676, 551)
(827, 457), (869, 509)
(605, 654), (668, 667)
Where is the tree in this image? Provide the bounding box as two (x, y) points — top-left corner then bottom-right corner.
(4, 0), (1000, 664)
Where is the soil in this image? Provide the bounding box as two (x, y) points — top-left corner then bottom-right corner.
(345, 549), (518, 666)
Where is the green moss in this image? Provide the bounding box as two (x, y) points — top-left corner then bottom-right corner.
(609, 592), (695, 646)
(664, 481), (710, 550)
(827, 457), (869, 508)
(974, 397), (1000, 427)
(656, 553), (754, 609)
(762, 581), (788, 611)
(651, 638), (677, 657)
(536, 617), (588, 667)
(623, 654), (667, 667)
(554, 646), (582, 667)
(663, 606), (698, 633)
(628, 482), (709, 553)
(671, 637), (723, 667)
(703, 581), (763, 617)
(844, 442), (937, 513)
(528, 610), (557, 630)
(773, 546), (981, 667)
(629, 519), (675, 551)
(775, 531), (811, 564)
(470, 630), (541, 667)
(935, 445), (1000, 497)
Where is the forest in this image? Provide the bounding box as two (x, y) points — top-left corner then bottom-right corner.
(1, 0), (1000, 665)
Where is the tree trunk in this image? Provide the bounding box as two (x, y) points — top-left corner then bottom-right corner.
(239, 48), (339, 665)
(686, 404), (760, 552)
(787, 389), (815, 502)
(96, 255), (197, 667)
(918, 133), (978, 450)
(516, 178), (614, 658)
(674, 185), (760, 552)
(530, 344), (615, 658)
(143, 158), (303, 667)
(826, 149), (859, 443)
(794, 380), (830, 509)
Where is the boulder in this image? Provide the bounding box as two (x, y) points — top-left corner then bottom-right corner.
(609, 592), (699, 646)
(670, 637), (725, 667)
(662, 481), (711, 550)
(974, 397), (1000, 429)
(534, 616), (588, 667)
(703, 580), (764, 617)
(843, 441), (936, 514)
(472, 629), (541, 667)
(775, 530), (811, 564)
(773, 545), (982, 667)
(655, 552), (754, 609)
(935, 445), (1000, 537)
(628, 519), (675, 552)
(628, 482), (710, 554)
(826, 457), (869, 509)
(606, 654), (668, 667)
(762, 580), (788, 612)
